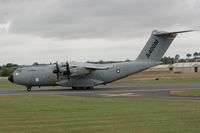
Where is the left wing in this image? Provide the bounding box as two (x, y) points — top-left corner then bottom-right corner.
(70, 62), (111, 70)
(63, 62), (111, 77)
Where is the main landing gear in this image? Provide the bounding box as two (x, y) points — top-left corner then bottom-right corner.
(72, 87), (94, 90)
(26, 86), (32, 92)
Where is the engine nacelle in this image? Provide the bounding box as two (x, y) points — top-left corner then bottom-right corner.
(70, 67), (90, 76)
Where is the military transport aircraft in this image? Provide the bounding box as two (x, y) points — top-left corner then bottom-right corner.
(8, 30), (192, 91)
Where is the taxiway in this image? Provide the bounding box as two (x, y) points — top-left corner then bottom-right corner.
(1, 84), (200, 99)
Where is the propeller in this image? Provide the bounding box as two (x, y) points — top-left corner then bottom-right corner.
(63, 61), (71, 80)
(53, 62), (61, 79)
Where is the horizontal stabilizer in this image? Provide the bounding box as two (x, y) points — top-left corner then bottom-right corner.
(153, 30), (194, 36)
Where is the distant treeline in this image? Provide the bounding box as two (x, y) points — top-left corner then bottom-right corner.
(161, 52), (200, 64)
(0, 63), (19, 77)
(1, 52), (200, 77)
(88, 52), (200, 64)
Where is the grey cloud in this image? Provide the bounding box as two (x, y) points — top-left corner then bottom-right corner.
(0, 0), (200, 65)
(0, 0), (198, 39)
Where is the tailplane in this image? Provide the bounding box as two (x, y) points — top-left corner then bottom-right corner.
(136, 30), (193, 62)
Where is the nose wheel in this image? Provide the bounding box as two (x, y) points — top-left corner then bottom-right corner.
(26, 86), (32, 92)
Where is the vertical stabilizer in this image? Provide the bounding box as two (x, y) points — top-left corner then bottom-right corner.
(136, 30), (193, 62)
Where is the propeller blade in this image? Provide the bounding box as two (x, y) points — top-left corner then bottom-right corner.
(65, 61), (70, 80)
(56, 62), (60, 78)
(53, 62), (60, 79)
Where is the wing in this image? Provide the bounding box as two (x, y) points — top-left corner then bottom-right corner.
(69, 62), (111, 76)
(70, 62), (111, 70)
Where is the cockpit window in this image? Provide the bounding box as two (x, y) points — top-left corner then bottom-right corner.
(15, 67), (26, 73)
(15, 68), (22, 72)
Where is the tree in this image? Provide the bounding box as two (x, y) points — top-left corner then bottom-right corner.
(5, 63), (18, 67)
(179, 58), (186, 63)
(193, 52), (198, 57)
(161, 56), (175, 64)
(1, 68), (12, 76)
(186, 53), (192, 58)
(193, 52), (199, 62)
(33, 62), (39, 65)
(175, 54), (180, 63)
(186, 53), (192, 62)
(0, 64), (18, 77)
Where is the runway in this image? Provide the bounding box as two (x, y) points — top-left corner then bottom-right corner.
(1, 84), (200, 99)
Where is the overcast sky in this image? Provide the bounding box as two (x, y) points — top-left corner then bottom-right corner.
(0, 0), (200, 65)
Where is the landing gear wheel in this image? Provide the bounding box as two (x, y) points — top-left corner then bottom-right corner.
(86, 87), (94, 90)
(27, 87), (32, 92)
(72, 86), (94, 90)
(72, 87), (76, 90)
(72, 87), (79, 90)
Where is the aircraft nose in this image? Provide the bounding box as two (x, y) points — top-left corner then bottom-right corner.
(8, 74), (14, 83)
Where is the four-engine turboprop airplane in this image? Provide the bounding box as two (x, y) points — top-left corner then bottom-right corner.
(8, 30), (192, 91)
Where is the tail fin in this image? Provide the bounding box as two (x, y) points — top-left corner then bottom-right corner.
(136, 30), (193, 62)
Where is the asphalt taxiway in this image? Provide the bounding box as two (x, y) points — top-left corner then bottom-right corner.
(1, 84), (200, 99)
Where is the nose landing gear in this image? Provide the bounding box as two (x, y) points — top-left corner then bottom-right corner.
(26, 86), (32, 92)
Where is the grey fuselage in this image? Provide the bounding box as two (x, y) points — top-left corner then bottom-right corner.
(11, 61), (159, 87)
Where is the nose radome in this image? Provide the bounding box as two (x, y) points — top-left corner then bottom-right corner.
(8, 74), (14, 83)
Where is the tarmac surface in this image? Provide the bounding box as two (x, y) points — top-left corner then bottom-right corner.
(1, 84), (200, 99)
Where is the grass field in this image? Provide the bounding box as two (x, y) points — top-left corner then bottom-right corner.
(1, 72), (200, 133)
(171, 90), (200, 97)
(0, 78), (23, 89)
(0, 95), (200, 133)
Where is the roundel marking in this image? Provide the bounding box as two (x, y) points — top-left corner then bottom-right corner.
(116, 69), (120, 73)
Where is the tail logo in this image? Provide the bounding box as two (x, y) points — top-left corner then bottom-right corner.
(167, 34), (176, 40)
(146, 39), (159, 58)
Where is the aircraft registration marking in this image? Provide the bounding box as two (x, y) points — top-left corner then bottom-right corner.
(99, 93), (140, 97)
(146, 39), (159, 58)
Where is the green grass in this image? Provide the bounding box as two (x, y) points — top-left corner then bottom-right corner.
(0, 95), (200, 133)
(171, 90), (200, 97)
(0, 79), (24, 89)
